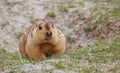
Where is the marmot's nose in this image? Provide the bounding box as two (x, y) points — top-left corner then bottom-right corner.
(46, 31), (52, 38)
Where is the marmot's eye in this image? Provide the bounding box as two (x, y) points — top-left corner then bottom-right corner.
(39, 26), (42, 30)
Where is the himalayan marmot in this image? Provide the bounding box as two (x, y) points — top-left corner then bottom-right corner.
(19, 19), (66, 61)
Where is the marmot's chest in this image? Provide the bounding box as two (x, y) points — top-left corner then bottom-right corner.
(39, 43), (55, 57)
(39, 43), (55, 51)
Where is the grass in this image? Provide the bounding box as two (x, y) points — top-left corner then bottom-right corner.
(14, 32), (23, 39)
(0, 20), (9, 27)
(54, 61), (65, 69)
(111, 7), (120, 20)
(46, 11), (56, 18)
(30, 17), (40, 24)
(52, 36), (120, 73)
(0, 49), (29, 72)
(83, 24), (97, 32)
(59, 6), (68, 12)
(0, 36), (120, 73)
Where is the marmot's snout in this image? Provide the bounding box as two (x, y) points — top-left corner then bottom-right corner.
(46, 31), (52, 40)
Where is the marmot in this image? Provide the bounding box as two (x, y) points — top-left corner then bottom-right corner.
(19, 19), (66, 61)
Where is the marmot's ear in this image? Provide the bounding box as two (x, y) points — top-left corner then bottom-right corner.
(48, 22), (54, 28)
(34, 21), (40, 27)
(35, 21), (42, 30)
(52, 23), (54, 28)
(35, 23), (37, 27)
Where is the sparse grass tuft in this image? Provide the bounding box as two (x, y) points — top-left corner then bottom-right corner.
(30, 18), (39, 24)
(4, 0), (11, 5)
(14, 32), (23, 39)
(111, 7), (120, 20)
(60, 6), (68, 12)
(46, 11), (56, 18)
(3, 40), (9, 45)
(55, 61), (65, 69)
(0, 20), (9, 27)
(83, 24), (97, 32)
(68, 4), (76, 8)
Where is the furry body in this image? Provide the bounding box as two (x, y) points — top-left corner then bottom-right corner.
(19, 19), (66, 61)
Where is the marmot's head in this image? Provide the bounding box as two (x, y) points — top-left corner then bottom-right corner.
(33, 19), (58, 43)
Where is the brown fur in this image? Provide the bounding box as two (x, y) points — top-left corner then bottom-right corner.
(19, 19), (66, 61)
